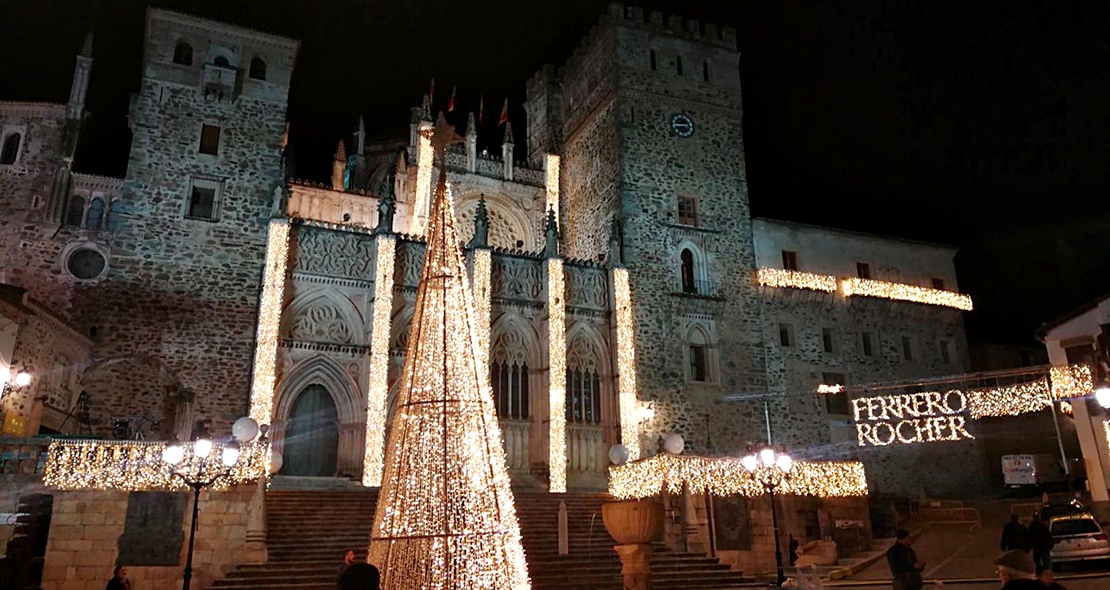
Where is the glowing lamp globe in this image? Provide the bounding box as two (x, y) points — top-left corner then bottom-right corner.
(222, 445), (241, 467)
(609, 444), (630, 466)
(760, 447), (776, 467)
(162, 445), (185, 465)
(775, 454), (793, 473)
(741, 454), (759, 472)
(14, 372), (31, 387)
(662, 433), (685, 455)
(194, 439), (213, 459)
(1096, 386), (1110, 409)
(232, 416), (260, 442)
(268, 450), (283, 474)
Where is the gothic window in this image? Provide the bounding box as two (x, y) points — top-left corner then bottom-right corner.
(186, 176), (222, 221)
(822, 327), (835, 354)
(901, 336), (915, 361)
(213, 55), (231, 68)
(676, 55), (684, 76)
(249, 57), (267, 80)
(703, 59), (711, 82)
(199, 124), (220, 155)
(856, 262), (871, 279)
(678, 195), (698, 226)
(106, 200), (123, 231)
(778, 323), (794, 347)
(861, 332), (875, 356)
(491, 360), (530, 419)
(172, 41), (193, 66)
(86, 197), (105, 229)
(65, 195), (86, 227)
(650, 49), (657, 71)
(680, 249), (696, 293)
(781, 250), (798, 270)
(1, 133), (21, 164)
(686, 326), (712, 383)
(566, 333), (604, 424)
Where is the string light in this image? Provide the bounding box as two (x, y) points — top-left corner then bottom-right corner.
(410, 125), (434, 236)
(545, 154), (560, 216)
(817, 384), (843, 394)
(547, 258), (567, 493)
(1059, 400), (1073, 415)
(608, 454), (868, 500)
(42, 439), (269, 491)
(368, 125), (530, 590)
(839, 277), (973, 311)
(613, 267), (640, 461)
(362, 234), (397, 486)
(472, 249), (492, 376)
(756, 268), (837, 292)
(249, 220), (290, 425)
(965, 379), (1051, 419)
(1050, 364), (1092, 399)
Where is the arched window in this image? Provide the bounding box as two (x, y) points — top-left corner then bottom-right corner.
(249, 57), (267, 80)
(681, 248), (696, 293)
(213, 55), (231, 68)
(86, 197), (105, 229)
(1, 133), (21, 164)
(172, 41), (193, 66)
(106, 200), (123, 231)
(703, 59), (711, 82)
(676, 55), (684, 76)
(491, 359), (529, 419)
(65, 195), (86, 227)
(649, 49), (657, 71)
(566, 334), (603, 425)
(688, 328), (709, 382)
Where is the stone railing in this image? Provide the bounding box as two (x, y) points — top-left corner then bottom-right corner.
(500, 419), (530, 471)
(568, 423), (605, 473)
(0, 437), (51, 476)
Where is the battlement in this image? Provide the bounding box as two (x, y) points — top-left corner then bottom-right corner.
(605, 3), (736, 50)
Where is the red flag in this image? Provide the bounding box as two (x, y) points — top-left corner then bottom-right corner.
(478, 93), (484, 123)
(447, 86), (456, 112)
(428, 78), (435, 102)
(497, 98), (509, 126)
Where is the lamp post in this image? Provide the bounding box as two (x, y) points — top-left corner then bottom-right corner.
(162, 417), (262, 590)
(741, 445), (792, 588)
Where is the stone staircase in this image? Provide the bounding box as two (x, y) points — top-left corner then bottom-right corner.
(208, 487), (756, 590)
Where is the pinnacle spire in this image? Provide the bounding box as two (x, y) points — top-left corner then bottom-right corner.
(368, 121), (531, 590)
(81, 32), (94, 57)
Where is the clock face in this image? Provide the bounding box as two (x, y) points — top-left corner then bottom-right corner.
(671, 113), (695, 138)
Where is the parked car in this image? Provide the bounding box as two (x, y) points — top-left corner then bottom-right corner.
(1039, 498), (1086, 521)
(1049, 514), (1110, 568)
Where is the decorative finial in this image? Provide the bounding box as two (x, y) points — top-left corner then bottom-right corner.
(81, 32), (94, 57)
(376, 192), (396, 234)
(544, 208), (559, 257)
(334, 139), (346, 162)
(470, 196), (489, 248)
(467, 112), (477, 137)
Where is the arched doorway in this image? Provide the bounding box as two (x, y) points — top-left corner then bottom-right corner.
(282, 384), (339, 477)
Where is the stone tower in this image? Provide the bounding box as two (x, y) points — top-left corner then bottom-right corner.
(83, 9), (300, 437)
(527, 4), (766, 453)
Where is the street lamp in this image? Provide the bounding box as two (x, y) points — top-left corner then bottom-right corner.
(1095, 384), (1110, 409)
(742, 444), (793, 588)
(162, 417), (262, 590)
(0, 367), (32, 399)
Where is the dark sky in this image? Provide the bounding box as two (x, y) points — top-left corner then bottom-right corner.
(3, 0), (1110, 347)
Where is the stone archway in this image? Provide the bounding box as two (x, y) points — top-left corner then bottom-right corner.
(281, 384), (339, 477)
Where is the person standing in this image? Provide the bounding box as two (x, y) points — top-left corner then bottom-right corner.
(1036, 566), (1066, 590)
(994, 550), (1042, 590)
(105, 566), (131, 590)
(1002, 514), (1031, 551)
(1027, 517), (1054, 571)
(886, 529), (925, 590)
(337, 550), (357, 587)
(339, 563), (381, 590)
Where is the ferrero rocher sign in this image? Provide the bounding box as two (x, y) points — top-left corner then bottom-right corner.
(852, 391), (975, 446)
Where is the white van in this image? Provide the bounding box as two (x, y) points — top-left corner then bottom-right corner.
(1003, 454), (1068, 491)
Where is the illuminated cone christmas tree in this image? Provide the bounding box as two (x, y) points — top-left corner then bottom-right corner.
(368, 115), (531, 590)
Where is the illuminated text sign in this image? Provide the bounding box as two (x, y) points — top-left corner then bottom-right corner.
(852, 391), (975, 446)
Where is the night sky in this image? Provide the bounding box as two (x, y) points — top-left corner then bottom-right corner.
(3, 0), (1109, 347)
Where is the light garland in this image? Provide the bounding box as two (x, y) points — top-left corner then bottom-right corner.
(756, 268), (837, 292)
(472, 249), (492, 376)
(608, 453), (868, 500)
(1050, 364), (1092, 399)
(613, 267), (641, 460)
(42, 439), (269, 491)
(249, 220), (290, 426)
(547, 258), (567, 493)
(839, 277), (973, 311)
(1104, 420), (1110, 457)
(410, 126), (434, 236)
(368, 125), (530, 590)
(965, 379), (1051, 419)
(545, 154), (560, 216)
(817, 384), (844, 394)
(362, 234), (397, 486)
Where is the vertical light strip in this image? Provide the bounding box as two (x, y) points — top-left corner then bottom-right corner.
(249, 220), (290, 426)
(472, 249), (492, 372)
(411, 128), (434, 236)
(547, 258), (567, 492)
(363, 234), (397, 486)
(545, 154), (560, 215)
(613, 267), (640, 460)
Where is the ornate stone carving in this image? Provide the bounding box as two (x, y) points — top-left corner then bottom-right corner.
(492, 257), (542, 300)
(295, 227), (375, 278)
(289, 301), (354, 344)
(397, 241), (426, 287)
(566, 266), (608, 310)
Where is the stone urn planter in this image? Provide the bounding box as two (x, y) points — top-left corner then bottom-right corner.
(602, 500), (664, 590)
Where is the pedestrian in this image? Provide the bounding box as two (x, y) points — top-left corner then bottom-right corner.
(105, 566), (131, 590)
(1027, 517), (1054, 571)
(338, 563), (381, 590)
(1036, 566), (1065, 590)
(1001, 514), (1031, 551)
(337, 549), (357, 587)
(886, 529), (925, 590)
(994, 550), (1041, 590)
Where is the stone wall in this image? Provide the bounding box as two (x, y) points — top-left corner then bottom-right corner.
(40, 484), (256, 590)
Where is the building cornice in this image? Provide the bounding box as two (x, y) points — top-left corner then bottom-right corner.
(0, 101), (67, 118)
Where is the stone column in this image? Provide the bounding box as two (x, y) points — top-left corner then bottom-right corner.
(602, 500), (664, 590)
(243, 477), (268, 563)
